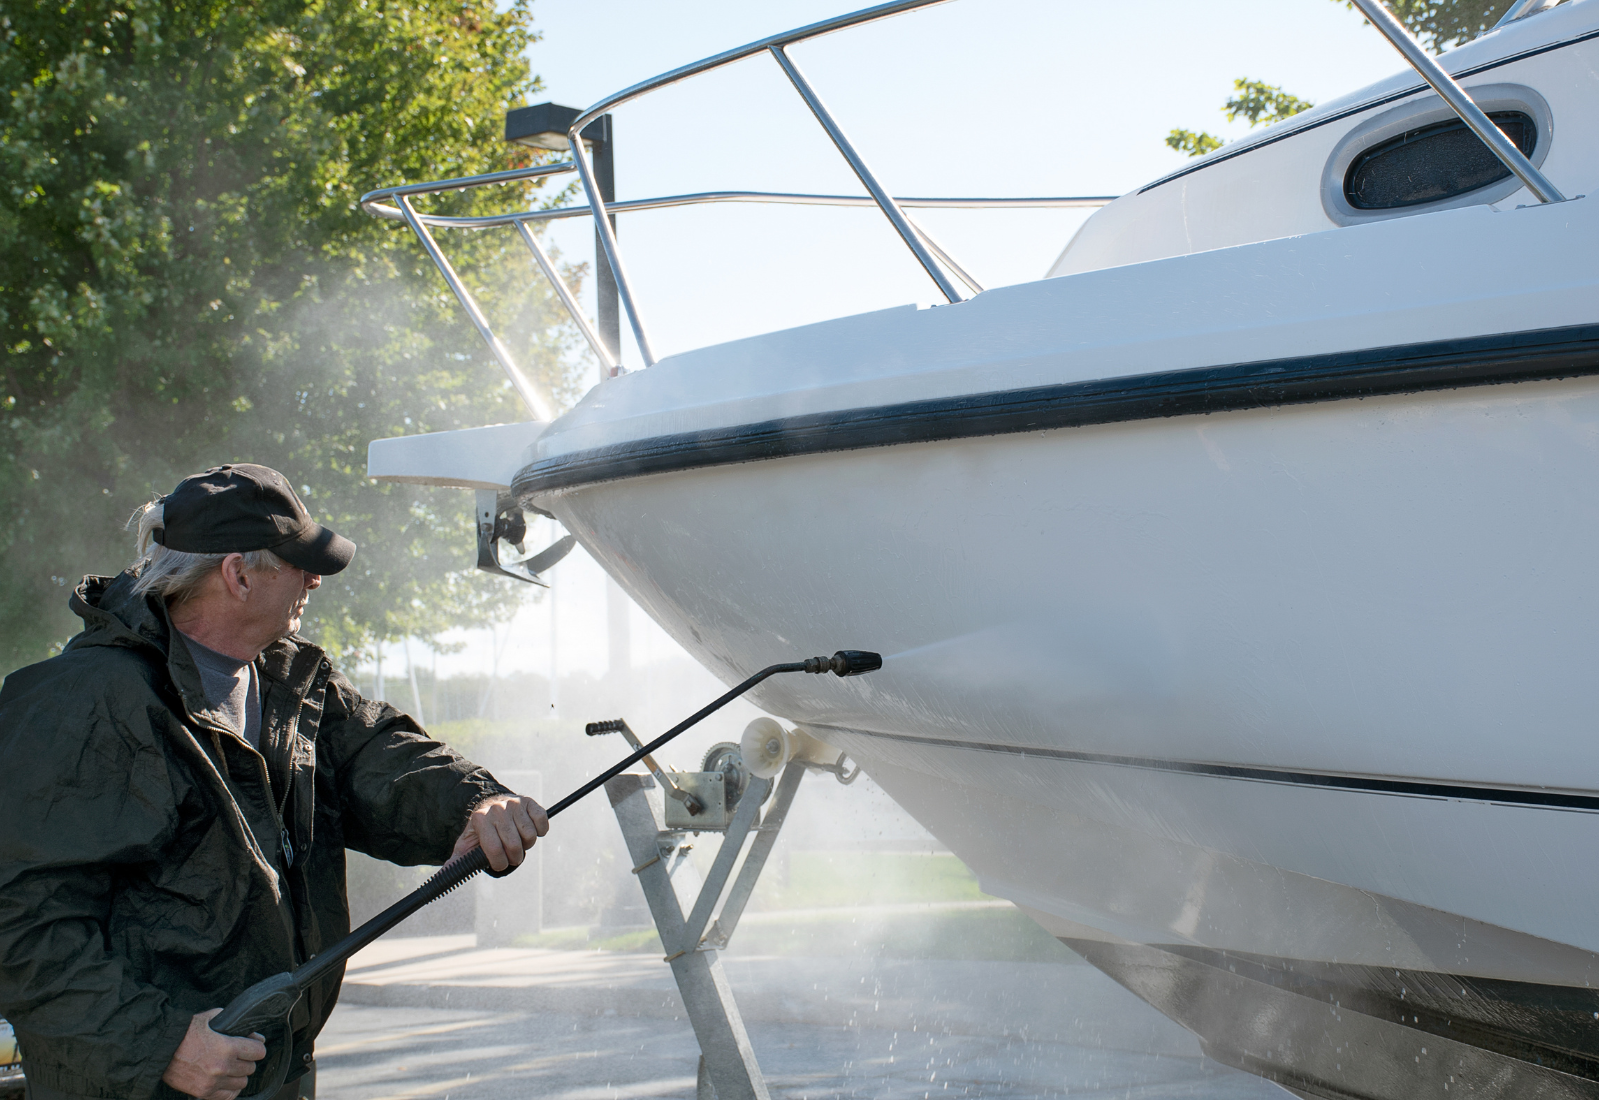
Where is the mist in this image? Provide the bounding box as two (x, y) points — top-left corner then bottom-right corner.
(334, 617), (1283, 1098)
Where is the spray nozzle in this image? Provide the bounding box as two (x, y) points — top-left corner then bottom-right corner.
(802, 650), (883, 677)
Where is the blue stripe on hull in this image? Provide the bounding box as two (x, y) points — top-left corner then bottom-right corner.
(514, 323), (1599, 498)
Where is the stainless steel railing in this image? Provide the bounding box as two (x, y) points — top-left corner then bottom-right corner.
(362, 163), (579, 421)
(355, 0), (1125, 414)
(360, 165), (1113, 419)
(363, 184), (1116, 233)
(555, 0), (1573, 368)
(1494, 0), (1564, 29)
(564, 0), (967, 366)
(363, 0), (1566, 420)
(362, 131), (1112, 415)
(359, 0), (1112, 416)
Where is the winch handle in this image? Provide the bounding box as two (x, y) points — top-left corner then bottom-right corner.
(585, 718), (704, 813)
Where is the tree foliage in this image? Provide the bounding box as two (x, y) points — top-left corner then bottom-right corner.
(1347, 0), (1517, 51)
(1165, 128), (1224, 158)
(1, 0), (587, 673)
(1166, 0), (1520, 157)
(1224, 80), (1316, 128)
(1167, 78), (1316, 158)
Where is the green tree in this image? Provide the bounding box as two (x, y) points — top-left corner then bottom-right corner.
(1, 0), (587, 673)
(1224, 80), (1316, 127)
(1167, 79), (1315, 158)
(1165, 128), (1224, 158)
(1165, 0), (1521, 157)
(1347, 0), (1518, 51)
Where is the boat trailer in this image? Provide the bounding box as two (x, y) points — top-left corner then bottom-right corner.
(600, 715), (859, 1100)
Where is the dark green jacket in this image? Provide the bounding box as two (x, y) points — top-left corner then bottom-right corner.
(0, 573), (510, 1100)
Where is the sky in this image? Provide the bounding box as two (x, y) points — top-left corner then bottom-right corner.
(525, 0), (1406, 361)
(390, 0), (1417, 693)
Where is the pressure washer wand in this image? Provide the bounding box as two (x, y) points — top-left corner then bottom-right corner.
(211, 649), (881, 1059)
(549, 649), (876, 818)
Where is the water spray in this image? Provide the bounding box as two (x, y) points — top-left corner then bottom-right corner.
(210, 649), (882, 1091)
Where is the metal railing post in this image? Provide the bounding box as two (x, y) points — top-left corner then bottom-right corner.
(395, 194), (557, 421)
(904, 213), (985, 295)
(1348, 0), (1564, 203)
(767, 44), (967, 304)
(569, 130), (659, 366)
(512, 219), (619, 381)
(1493, 0), (1561, 29)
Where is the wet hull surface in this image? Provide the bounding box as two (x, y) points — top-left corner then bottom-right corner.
(536, 377), (1599, 1098)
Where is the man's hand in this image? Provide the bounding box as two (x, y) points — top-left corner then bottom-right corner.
(161, 1008), (266, 1100)
(452, 793), (549, 872)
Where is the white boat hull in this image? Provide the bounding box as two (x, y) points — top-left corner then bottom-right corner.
(499, 178), (1599, 1092)
(543, 375), (1599, 970)
(531, 371), (1599, 1095)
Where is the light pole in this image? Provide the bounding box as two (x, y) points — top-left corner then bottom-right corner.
(504, 102), (620, 371)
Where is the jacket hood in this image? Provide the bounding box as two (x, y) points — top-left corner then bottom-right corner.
(69, 572), (175, 659)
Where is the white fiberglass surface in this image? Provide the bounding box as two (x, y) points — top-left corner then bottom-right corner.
(548, 378), (1599, 791)
(859, 754), (1599, 985)
(1051, 1), (1599, 276)
(541, 377), (1599, 960)
(538, 193), (1598, 459)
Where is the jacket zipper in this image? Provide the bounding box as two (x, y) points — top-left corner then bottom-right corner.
(268, 658), (330, 872)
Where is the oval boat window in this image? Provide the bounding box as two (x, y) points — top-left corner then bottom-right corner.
(1343, 111), (1537, 210)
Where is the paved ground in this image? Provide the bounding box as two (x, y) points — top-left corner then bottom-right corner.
(316, 936), (1288, 1099)
(317, 1004), (1278, 1099)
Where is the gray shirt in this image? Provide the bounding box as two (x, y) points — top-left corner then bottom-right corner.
(180, 633), (262, 749)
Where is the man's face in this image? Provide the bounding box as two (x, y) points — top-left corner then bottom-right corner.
(251, 563), (321, 640)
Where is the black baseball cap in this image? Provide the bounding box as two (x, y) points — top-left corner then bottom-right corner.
(154, 464), (356, 575)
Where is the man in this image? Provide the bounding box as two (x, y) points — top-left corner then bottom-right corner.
(0, 464), (548, 1100)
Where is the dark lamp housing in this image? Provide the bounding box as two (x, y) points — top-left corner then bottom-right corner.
(504, 102), (611, 153)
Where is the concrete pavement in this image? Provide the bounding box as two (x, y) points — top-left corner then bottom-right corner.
(321, 934), (1288, 1098)
(316, 1004), (1281, 1099)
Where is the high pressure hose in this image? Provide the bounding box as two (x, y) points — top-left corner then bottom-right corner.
(211, 650), (881, 1091)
